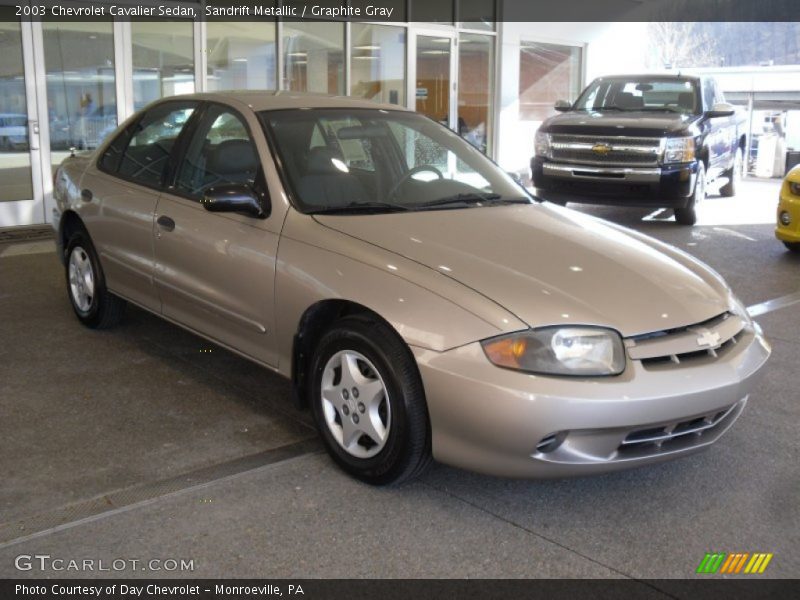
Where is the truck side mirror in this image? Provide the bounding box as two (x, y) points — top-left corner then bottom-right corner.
(707, 102), (735, 118)
(554, 100), (572, 112)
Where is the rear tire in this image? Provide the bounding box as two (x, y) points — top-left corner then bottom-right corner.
(65, 230), (126, 329)
(720, 148), (743, 197)
(675, 162), (705, 226)
(784, 241), (800, 253)
(309, 316), (431, 485)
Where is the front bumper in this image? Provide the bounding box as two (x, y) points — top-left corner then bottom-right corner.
(531, 156), (697, 208)
(413, 324), (770, 478)
(775, 184), (800, 243)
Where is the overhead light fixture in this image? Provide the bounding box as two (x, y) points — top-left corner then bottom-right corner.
(287, 52), (307, 57)
(353, 45), (380, 50)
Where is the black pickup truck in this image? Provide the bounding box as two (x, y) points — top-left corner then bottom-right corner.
(531, 74), (747, 225)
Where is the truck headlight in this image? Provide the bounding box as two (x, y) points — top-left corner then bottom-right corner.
(481, 327), (626, 377)
(535, 130), (552, 159)
(788, 182), (800, 196)
(662, 136), (696, 164)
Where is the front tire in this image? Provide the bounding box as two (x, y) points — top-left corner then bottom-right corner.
(675, 162), (706, 226)
(65, 230), (126, 328)
(720, 147), (743, 197)
(784, 241), (800, 253)
(309, 316), (431, 485)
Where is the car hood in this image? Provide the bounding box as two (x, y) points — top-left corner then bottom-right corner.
(314, 204), (729, 337)
(543, 110), (698, 137)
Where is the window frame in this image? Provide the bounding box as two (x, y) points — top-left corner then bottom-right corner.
(163, 101), (272, 218)
(96, 100), (201, 193)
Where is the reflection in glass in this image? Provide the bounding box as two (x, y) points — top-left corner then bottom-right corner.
(0, 12), (33, 201)
(519, 41), (582, 121)
(207, 22), (276, 91)
(42, 21), (117, 176)
(458, 33), (493, 154)
(415, 35), (451, 129)
(282, 22), (344, 94)
(132, 20), (195, 108)
(350, 24), (406, 107)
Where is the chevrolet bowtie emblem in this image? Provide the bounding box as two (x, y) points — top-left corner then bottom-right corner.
(695, 329), (721, 348)
(591, 143), (612, 155)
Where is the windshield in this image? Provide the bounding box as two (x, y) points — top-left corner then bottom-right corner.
(261, 108), (530, 214)
(573, 78), (700, 114)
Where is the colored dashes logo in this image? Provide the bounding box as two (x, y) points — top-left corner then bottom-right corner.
(696, 552), (774, 574)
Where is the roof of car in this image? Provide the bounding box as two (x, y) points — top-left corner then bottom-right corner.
(593, 73), (702, 82)
(166, 91), (409, 113)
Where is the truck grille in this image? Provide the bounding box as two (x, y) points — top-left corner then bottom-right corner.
(550, 134), (662, 167)
(626, 312), (745, 370)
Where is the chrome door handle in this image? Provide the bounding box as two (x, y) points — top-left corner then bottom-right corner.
(157, 215), (175, 232)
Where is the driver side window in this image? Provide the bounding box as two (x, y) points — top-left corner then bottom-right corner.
(174, 106), (259, 200)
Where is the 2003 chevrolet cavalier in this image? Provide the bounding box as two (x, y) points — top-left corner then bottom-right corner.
(52, 92), (770, 484)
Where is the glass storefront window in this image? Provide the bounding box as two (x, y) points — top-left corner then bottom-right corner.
(350, 24), (406, 107)
(519, 41), (583, 121)
(132, 20), (195, 108)
(0, 11), (33, 202)
(42, 21), (117, 172)
(206, 22), (276, 91)
(458, 33), (494, 154)
(282, 22), (344, 94)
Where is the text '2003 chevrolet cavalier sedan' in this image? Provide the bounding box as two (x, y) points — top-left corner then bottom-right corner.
(52, 92), (771, 484)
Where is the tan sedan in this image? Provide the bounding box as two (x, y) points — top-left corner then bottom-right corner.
(52, 92), (771, 484)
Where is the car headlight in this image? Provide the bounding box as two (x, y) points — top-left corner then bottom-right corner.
(481, 327), (626, 377)
(535, 130), (552, 159)
(662, 136), (696, 164)
(788, 182), (800, 196)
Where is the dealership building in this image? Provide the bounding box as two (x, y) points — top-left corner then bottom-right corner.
(0, 1), (647, 228)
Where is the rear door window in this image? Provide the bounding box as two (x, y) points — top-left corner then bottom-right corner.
(113, 103), (196, 188)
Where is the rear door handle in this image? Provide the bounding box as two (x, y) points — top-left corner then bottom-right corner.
(81, 188), (93, 202)
(157, 215), (175, 232)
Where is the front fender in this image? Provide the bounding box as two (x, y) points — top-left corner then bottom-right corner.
(274, 210), (527, 376)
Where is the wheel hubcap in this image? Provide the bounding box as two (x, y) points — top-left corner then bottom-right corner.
(68, 246), (95, 313)
(320, 350), (391, 459)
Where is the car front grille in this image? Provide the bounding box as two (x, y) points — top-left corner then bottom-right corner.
(626, 312), (746, 370)
(550, 134), (662, 167)
(617, 404), (738, 458)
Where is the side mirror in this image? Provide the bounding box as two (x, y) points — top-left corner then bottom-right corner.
(202, 183), (266, 218)
(554, 99), (572, 112)
(707, 102), (736, 118)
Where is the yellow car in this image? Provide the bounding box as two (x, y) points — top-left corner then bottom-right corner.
(777, 166), (800, 252)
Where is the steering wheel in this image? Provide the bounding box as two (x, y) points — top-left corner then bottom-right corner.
(387, 165), (443, 200)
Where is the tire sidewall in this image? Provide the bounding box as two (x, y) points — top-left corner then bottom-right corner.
(65, 232), (103, 324)
(309, 321), (417, 484)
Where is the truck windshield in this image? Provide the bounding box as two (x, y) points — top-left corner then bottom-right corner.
(573, 78), (700, 114)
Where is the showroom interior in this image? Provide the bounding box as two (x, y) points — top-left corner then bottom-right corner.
(0, 0), (798, 583)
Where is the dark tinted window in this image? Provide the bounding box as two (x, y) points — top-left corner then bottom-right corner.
(115, 103), (196, 187)
(99, 125), (133, 173)
(174, 106), (259, 199)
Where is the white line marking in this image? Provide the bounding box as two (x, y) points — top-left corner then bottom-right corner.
(747, 291), (800, 317)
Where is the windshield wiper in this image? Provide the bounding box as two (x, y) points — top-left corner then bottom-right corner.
(416, 193), (530, 209)
(308, 201), (410, 215)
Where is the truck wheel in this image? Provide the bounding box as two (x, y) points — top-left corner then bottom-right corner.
(675, 162), (705, 226)
(784, 242), (800, 253)
(720, 148), (742, 197)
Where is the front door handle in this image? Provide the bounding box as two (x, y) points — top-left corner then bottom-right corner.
(157, 215), (175, 232)
(81, 188), (93, 202)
